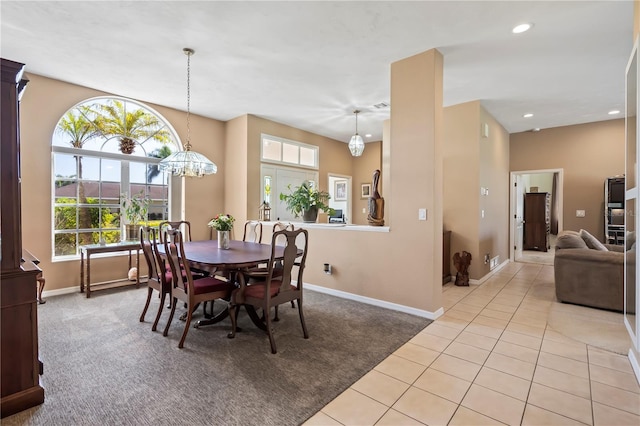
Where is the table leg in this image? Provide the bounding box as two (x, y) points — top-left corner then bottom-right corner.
(194, 303), (231, 328)
(80, 250), (85, 293)
(245, 305), (267, 331)
(135, 249), (140, 289)
(86, 253), (91, 298)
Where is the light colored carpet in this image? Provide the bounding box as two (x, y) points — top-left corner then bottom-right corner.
(547, 302), (632, 355)
(4, 287), (431, 425)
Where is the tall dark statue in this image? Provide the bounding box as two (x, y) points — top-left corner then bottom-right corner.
(453, 251), (472, 286)
(367, 169), (385, 226)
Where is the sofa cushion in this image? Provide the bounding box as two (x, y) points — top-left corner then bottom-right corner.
(580, 229), (608, 251)
(556, 231), (588, 249)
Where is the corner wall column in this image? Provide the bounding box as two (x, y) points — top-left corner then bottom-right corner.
(390, 49), (444, 312)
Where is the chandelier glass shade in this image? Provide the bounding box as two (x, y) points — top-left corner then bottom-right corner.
(348, 110), (365, 157)
(159, 48), (217, 177)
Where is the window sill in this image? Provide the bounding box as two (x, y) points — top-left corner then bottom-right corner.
(263, 221), (390, 232)
(52, 250), (134, 263)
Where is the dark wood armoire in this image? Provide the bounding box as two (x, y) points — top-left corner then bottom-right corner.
(523, 192), (550, 252)
(1, 58), (45, 418)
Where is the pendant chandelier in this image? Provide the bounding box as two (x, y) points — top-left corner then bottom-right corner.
(348, 109), (365, 157)
(159, 48), (217, 177)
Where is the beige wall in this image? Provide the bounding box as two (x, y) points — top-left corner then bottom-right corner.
(224, 115), (249, 227)
(444, 102), (481, 276)
(443, 101), (510, 279)
(635, 0), (640, 41)
(510, 119), (625, 241)
(19, 73), (225, 291)
(479, 106), (511, 275)
(388, 49), (444, 311)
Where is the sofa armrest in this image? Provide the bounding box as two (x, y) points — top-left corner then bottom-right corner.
(554, 248), (623, 311)
(604, 244), (624, 253)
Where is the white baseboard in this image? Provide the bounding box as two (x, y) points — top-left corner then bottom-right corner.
(470, 258), (511, 285)
(41, 286), (80, 298)
(304, 283), (444, 320)
(629, 348), (640, 385)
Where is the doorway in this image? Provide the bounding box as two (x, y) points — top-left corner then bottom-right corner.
(510, 169), (564, 264)
(327, 174), (352, 224)
(260, 164), (318, 222)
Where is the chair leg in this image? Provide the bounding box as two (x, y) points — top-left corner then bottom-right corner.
(178, 304), (193, 349)
(290, 300), (295, 309)
(297, 298), (309, 339)
(151, 291), (167, 332)
(140, 287), (154, 322)
(273, 305), (280, 322)
(265, 308), (277, 354)
(163, 297), (177, 337)
(37, 277), (46, 304)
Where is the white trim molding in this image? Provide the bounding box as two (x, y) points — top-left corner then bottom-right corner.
(305, 282), (443, 320)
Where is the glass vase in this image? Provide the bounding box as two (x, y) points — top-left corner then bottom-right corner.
(217, 230), (230, 250)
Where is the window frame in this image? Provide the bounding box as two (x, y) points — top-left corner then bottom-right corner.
(260, 133), (319, 170)
(51, 96), (181, 261)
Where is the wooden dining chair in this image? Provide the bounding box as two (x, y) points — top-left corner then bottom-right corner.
(242, 220), (263, 243)
(162, 228), (235, 348)
(139, 226), (172, 331)
(158, 220), (192, 243)
(273, 221), (296, 312)
(229, 228), (309, 354)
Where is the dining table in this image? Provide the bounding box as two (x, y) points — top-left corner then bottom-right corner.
(157, 239), (289, 329)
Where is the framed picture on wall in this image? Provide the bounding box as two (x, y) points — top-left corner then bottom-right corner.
(361, 183), (371, 199)
(334, 180), (347, 201)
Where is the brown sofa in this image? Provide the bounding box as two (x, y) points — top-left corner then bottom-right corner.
(554, 230), (624, 312)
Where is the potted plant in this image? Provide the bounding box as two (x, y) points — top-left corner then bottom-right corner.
(208, 214), (235, 249)
(120, 191), (149, 241)
(279, 181), (334, 222)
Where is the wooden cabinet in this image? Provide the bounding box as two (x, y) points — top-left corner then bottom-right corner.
(443, 230), (451, 284)
(523, 192), (550, 252)
(1, 58), (44, 418)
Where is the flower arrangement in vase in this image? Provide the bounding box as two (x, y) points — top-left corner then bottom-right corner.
(208, 214), (235, 249)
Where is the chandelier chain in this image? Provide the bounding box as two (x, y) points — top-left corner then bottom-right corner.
(185, 50), (192, 150)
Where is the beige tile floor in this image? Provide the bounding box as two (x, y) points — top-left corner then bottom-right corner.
(304, 262), (640, 426)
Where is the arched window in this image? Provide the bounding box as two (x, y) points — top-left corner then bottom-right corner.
(52, 97), (181, 258)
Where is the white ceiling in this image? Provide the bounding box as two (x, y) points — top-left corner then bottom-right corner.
(0, 1), (634, 144)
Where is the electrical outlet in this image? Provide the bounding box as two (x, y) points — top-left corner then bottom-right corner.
(576, 210), (586, 218)
(490, 256), (500, 270)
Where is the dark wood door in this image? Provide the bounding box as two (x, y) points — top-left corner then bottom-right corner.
(523, 192), (550, 252)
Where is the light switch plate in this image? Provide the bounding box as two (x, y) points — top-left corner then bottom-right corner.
(418, 208), (427, 221)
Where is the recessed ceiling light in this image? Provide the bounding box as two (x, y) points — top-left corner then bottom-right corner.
(608, 110), (621, 115)
(523, 113), (534, 118)
(365, 134), (372, 138)
(512, 23), (533, 34)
